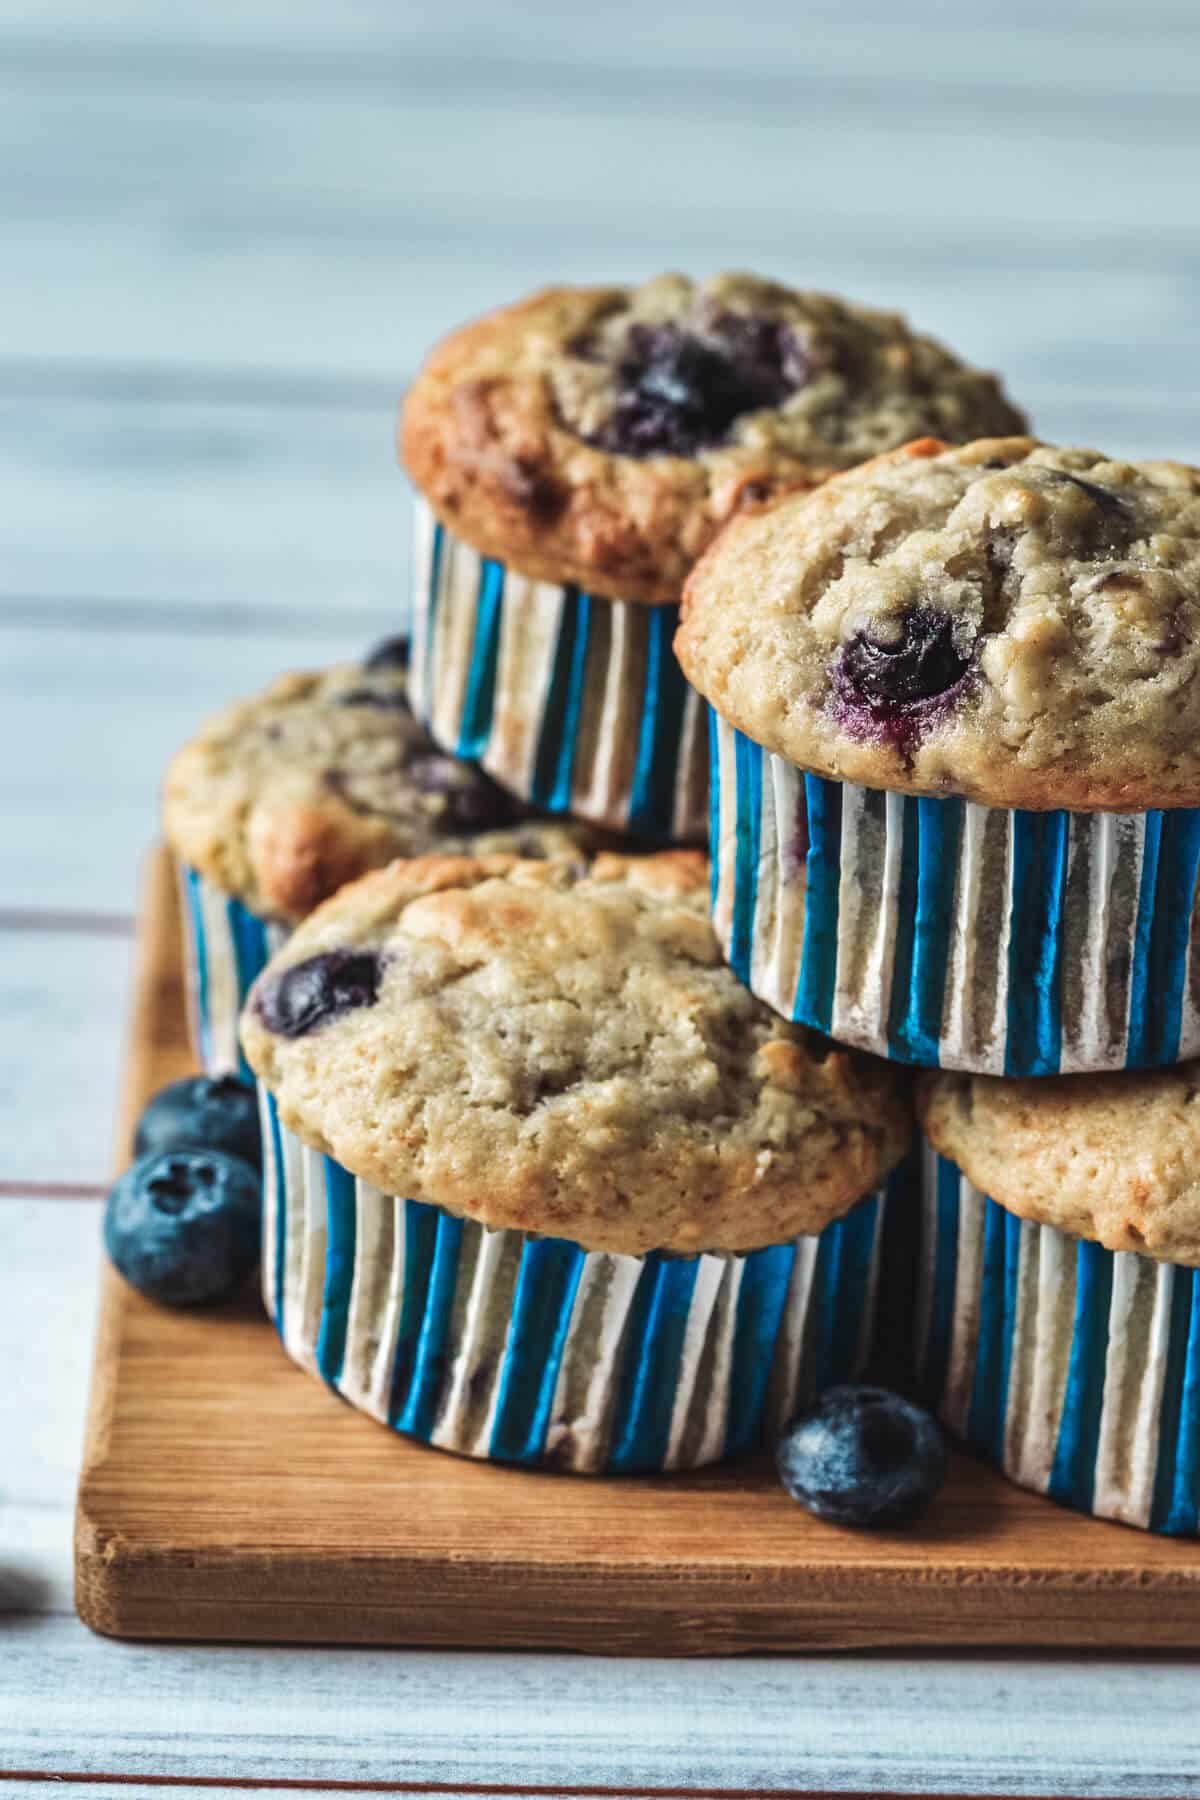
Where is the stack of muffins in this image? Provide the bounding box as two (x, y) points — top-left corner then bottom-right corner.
(162, 269), (1200, 1530)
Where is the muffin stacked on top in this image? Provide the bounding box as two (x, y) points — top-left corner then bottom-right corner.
(160, 271), (1032, 1479)
(677, 435), (1200, 1529)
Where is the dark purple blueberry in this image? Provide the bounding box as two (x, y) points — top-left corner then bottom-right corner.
(363, 634), (411, 672)
(335, 687), (411, 713)
(776, 1386), (946, 1528)
(104, 1149), (261, 1307)
(835, 606), (973, 716)
(255, 949), (383, 1038)
(586, 313), (806, 459)
(409, 754), (522, 833)
(133, 1073), (261, 1171)
(1048, 469), (1131, 520)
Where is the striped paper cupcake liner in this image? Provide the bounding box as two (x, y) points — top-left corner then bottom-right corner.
(710, 712), (1200, 1076)
(916, 1143), (1200, 1535)
(259, 1088), (897, 1474)
(408, 495), (708, 843)
(177, 864), (288, 1078)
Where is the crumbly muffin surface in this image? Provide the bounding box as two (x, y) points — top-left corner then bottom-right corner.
(677, 436), (1200, 809)
(241, 851), (911, 1254)
(400, 273), (1026, 604)
(921, 1065), (1200, 1269)
(163, 659), (590, 922)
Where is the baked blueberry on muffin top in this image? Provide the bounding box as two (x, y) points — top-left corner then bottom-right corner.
(163, 654), (597, 923)
(242, 850), (912, 1254)
(401, 272), (1027, 604)
(677, 436), (1200, 809)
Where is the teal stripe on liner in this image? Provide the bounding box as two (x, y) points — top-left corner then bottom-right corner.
(417, 522), (445, 725)
(488, 1236), (586, 1465)
(1004, 810), (1069, 1076)
(393, 1204), (465, 1441)
(1047, 1237), (1115, 1514)
(794, 774), (842, 1034)
(888, 797), (962, 1066)
(628, 603), (689, 840)
(966, 1201), (1022, 1465)
(227, 895), (271, 1080)
(607, 1257), (701, 1473)
(530, 589), (590, 812)
(1128, 811), (1200, 1069)
(456, 557), (505, 759)
(182, 868), (213, 1069)
(265, 1090), (288, 1338)
(387, 1201), (441, 1429)
(315, 1158), (358, 1387)
(1150, 1266), (1200, 1536)
(723, 1242), (798, 1458)
(810, 1195), (879, 1397)
(707, 707), (721, 910)
(729, 730), (763, 986)
(921, 1158), (963, 1399)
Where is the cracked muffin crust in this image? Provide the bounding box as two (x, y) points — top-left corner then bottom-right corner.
(163, 656), (597, 923)
(400, 273), (1027, 604)
(920, 1065), (1200, 1268)
(241, 850), (912, 1254)
(677, 436), (1200, 810)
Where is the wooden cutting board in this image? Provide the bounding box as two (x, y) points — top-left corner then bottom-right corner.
(75, 849), (1200, 1650)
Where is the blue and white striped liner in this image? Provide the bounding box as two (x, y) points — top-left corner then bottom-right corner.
(710, 713), (1200, 1077)
(259, 1089), (896, 1475)
(916, 1143), (1200, 1535)
(178, 865), (288, 1078)
(409, 496), (707, 844)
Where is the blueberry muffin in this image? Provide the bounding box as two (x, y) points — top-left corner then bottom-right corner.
(163, 639), (596, 1074)
(242, 850), (913, 1473)
(678, 437), (1200, 1076)
(917, 1064), (1200, 1535)
(399, 274), (1027, 841)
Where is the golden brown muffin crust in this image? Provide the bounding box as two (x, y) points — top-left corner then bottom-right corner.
(401, 273), (1026, 604)
(242, 851), (912, 1253)
(920, 1065), (1200, 1268)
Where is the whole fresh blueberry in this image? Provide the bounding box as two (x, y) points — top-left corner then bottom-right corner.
(776, 1386), (946, 1527)
(255, 948), (383, 1038)
(589, 315), (805, 459)
(133, 1073), (261, 1171)
(362, 634), (411, 672)
(104, 1150), (261, 1307)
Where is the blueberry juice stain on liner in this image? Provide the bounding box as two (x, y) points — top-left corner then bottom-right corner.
(708, 715), (1200, 1076)
(409, 497), (708, 843)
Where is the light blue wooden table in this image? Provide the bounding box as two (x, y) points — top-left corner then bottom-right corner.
(3, 2), (1200, 1790)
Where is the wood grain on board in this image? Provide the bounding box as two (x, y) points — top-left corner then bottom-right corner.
(74, 849), (1200, 1653)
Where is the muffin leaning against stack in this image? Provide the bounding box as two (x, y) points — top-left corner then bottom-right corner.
(400, 271), (1026, 842)
(239, 850), (913, 1474)
(162, 639), (596, 1074)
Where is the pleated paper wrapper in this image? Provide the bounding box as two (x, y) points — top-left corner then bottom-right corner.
(259, 1089), (900, 1475)
(916, 1141), (1200, 1535)
(178, 864), (288, 1078)
(710, 713), (1200, 1077)
(408, 496), (708, 844)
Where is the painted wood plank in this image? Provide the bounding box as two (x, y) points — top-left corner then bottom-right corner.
(4, 1613), (1200, 1796)
(0, 621), (384, 912)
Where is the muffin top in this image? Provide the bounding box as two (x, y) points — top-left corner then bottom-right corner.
(921, 1065), (1200, 1268)
(677, 437), (1200, 811)
(241, 850), (912, 1255)
(400, 272), (1026, 605)
(163, 641), (594, 923)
